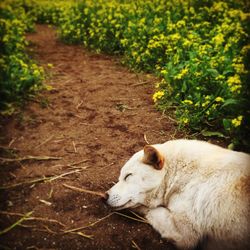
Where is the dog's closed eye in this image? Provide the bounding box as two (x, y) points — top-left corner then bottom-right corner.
(124, 173), (132, 181)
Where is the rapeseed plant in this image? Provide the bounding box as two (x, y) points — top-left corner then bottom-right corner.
(1, 0), (249, 150)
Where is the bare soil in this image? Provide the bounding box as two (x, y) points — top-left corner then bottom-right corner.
(0, 25), (180, 250)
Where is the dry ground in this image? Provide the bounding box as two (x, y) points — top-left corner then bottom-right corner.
(0, 25), (181, 250)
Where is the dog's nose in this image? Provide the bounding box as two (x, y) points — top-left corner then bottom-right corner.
(101, 192), (109, 202)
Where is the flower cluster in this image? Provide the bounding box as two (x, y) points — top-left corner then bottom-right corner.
(2, 0), (249, 149)
(35, 0), (250, 149)
(0, 0), (44, 114)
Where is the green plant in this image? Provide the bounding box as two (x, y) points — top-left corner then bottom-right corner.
(0, 0), (44, 114)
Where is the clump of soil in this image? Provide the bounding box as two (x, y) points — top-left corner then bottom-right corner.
(0, 25), (178, 250)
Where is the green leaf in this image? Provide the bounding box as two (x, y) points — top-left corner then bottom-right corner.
(201, 130), (225, 138)
(221, 99), (238, 108)
(206, 69), (218, 77)
(181, 82), (187, 92)
(223, 119), (231, 131)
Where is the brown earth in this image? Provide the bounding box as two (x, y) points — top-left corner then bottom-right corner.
(0, 25), (181, 250)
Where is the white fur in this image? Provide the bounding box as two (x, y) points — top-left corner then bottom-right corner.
(106, 139), (250, 249)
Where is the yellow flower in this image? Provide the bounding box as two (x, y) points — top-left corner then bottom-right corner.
(176, 20), (186, 28)
(232, 115), (243, 127)
(212, 2), (228, 12)
(160, 69), (168, 75)
(212, 33), (224, 46)
(182, 100), (193, 105)
(227, 74), (241, 86)
(202, 100), (210, 107)
(240, 12), (250, 21)
(47, 63), (54, 68)
(155, 82), (160, 88)
(215, 75), (225, 80)
(121, 38), (128, 46)
(195, 72), (202, 77)
(152, 90), (165, 102)
(136, 56), (141, 63)
(241, 44), (250, 55)
(170, 33), (181, 41)
(175, 67), (188, 80)
(183, 39), (191, 47)
(232, 63), (247, 74)
(131, 51), (138, 57)
(215, 97), (224, 102)
(32, 68), (40, 77)
(230, 85), (241, 93)
(181, 117), (189, 124)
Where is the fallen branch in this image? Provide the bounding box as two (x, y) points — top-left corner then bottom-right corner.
(0, 169), (85, 190)
(0, 211), (66, 228)
(0, 211), (33, 236)
(0, 155), (62, 164)
(63, 184), (106, 198)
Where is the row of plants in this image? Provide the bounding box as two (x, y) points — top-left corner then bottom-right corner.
(37, 0), (250, 150)
(0, 0), (44, 114)
(1, 0), (249, 150)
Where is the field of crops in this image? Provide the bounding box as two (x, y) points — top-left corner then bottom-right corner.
(1, 0), (249, 150)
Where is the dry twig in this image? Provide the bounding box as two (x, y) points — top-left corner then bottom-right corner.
(0, 155), (61, 164)
(39, 199), (52, 206)
(132, 240), (142, 250)
(72, 141), (77, 153)
(0, 211), (33, 236)
(114, 212), (148, 224)
(64, 213), (114, 233)
(8, 138), (16, 147)
(132, 80), (150, 87)
(63, 184), (105, 198)
(0, 211), (66, 228)
(0, 169), (85, 190)
(76, 100), (84, 110)
(143, 133), (150, 144)
(129, 210), (147, 222)
(69, 231), (94, 239)
(35, 135), (54, 148)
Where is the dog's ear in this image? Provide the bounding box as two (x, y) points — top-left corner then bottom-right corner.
(142, 145), (164, 170)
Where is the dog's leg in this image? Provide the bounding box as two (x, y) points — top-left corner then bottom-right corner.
(146, 207), (200, 249)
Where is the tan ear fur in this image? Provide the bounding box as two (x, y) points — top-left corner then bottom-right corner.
(143, 145), (164, 170)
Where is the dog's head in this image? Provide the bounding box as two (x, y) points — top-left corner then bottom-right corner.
(105, 145), (165, 210)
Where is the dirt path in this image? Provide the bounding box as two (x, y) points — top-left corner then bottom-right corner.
(0, 25), (178, 250)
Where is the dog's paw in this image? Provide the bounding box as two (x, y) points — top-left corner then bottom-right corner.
(146, 207), (168, 224)
(133, 206), (150, 216)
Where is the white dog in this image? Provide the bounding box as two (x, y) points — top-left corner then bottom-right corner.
(106, 139), (250, 250)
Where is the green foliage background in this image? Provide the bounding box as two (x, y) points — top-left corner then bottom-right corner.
(1, 0), (249, 151)
(0, 0), (44, 114)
